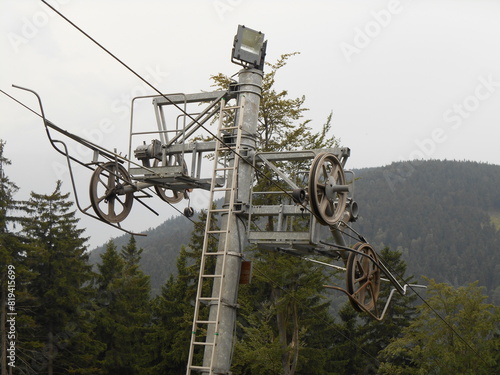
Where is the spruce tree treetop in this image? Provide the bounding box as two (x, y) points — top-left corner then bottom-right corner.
(19, 180), (101, 374)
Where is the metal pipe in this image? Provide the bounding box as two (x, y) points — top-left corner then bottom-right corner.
(204, 68), (263, 374)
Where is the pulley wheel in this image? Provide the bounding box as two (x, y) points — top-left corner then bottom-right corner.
(308, 153), (348, 226)
(346, 242), (381, 312)
(89, 162), (133, 223)
(153, 157), (188, 204)
(184, 206), (194, 218)
(292, 188), (306, 204)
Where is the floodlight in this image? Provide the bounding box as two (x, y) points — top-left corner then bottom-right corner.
(231, 25), (267, 70)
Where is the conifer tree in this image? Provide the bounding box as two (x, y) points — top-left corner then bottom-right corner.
(232, 250), (339, 375)
(326, 303), (366, 375)
(144, 208), (217, 374)
(0, 140), (35, 375)
(21, 181), (101, 374)
(145, 248), (192, 374)
(94, 237), (151, 375)
(357, 247), (418, 373)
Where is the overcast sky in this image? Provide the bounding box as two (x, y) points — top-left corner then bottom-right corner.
(1, 0), (499, 248)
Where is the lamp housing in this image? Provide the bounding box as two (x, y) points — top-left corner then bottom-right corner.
(231, 25), (267, 70)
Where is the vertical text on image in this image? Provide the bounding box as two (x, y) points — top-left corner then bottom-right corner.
(6, 264), (17, 368)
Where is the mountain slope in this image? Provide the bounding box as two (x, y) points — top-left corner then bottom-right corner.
(89, 214), (195, 294)
(353, 160), (499, 297)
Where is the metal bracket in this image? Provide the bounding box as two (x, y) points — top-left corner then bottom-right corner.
(324, 282), (426, 321)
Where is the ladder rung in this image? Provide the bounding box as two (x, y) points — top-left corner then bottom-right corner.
(209, 208), (229, 213)
(214, 167), (233, 171)
(222, 105), (241, 110)
(207, 229), (227, 234)
(220, 126), (238, 130)
(213, 188), (231, 192)
(202, 274), (223, 278)
(203, 252), (226, 256)
(198, 297), (219, 301)
(196, 320), (217, 325)
(193, 341), (215, 346)
(189, 366), (211, 371)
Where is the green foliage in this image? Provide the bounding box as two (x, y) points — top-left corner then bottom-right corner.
(19, 181), (102, 374)
(89, 214), (194, 294)
(326, 303), (367, 375)
(143, 208), (216, 374)
(212, 53), (337, 154)
(378, 279), (499, 374)
(232, 250), (337, 375)
(144, 249), (194, 374)
(0, 141), (39, 375)
(355, 160), (500, 297)
(94, 236), (151, 375)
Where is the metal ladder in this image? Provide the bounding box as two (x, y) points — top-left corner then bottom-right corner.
(186, 97), (245, 374)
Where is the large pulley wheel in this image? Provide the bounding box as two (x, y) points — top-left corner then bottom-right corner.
(89, 162), (134, 223)
(346, 242), (381, 312)
(153, 157), (188, 204)
(308, 153), (348, 226)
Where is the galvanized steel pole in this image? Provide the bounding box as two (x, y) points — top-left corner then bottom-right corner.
(204, 67), (263, 374)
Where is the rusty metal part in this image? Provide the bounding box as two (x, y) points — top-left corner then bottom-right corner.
(89, 162), (134, 223)
(152, 157), (187, 204)
(308, 153), (348, 226)
(346, 242), (381, 312)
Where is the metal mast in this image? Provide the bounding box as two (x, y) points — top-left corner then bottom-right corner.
(210, 67), (262, 373)
(186, 67), (263, 374)
(186, 25), (266, 375)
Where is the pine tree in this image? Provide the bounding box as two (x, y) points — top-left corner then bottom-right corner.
(356, 247), (418, 373)
(0, 140), (36, 375)
(145, 248), (192, 374)
(232, 250), (339, 375)
(325, 303), (367, 375)
(94, 237), (151, 375)
(144, 208), (217, 374)
(21, 181), (101, 375)
(94, 240), (125, 373)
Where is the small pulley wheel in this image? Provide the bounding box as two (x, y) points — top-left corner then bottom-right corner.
(89, 162), (134, 223)
(292, 188), (306, 204)
(184, 206), (194, 218)
(346, 242), (381, 312)
(308, 153), (348, 226)
(153, 157), (188, 204)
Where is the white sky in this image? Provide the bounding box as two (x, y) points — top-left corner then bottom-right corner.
(1, 0), (499, 248)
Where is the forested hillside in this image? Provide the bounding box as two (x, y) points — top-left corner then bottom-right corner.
(354, 160), (500, 299)
(90, 159), (500, 301)
(89, 215), (194, 294)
